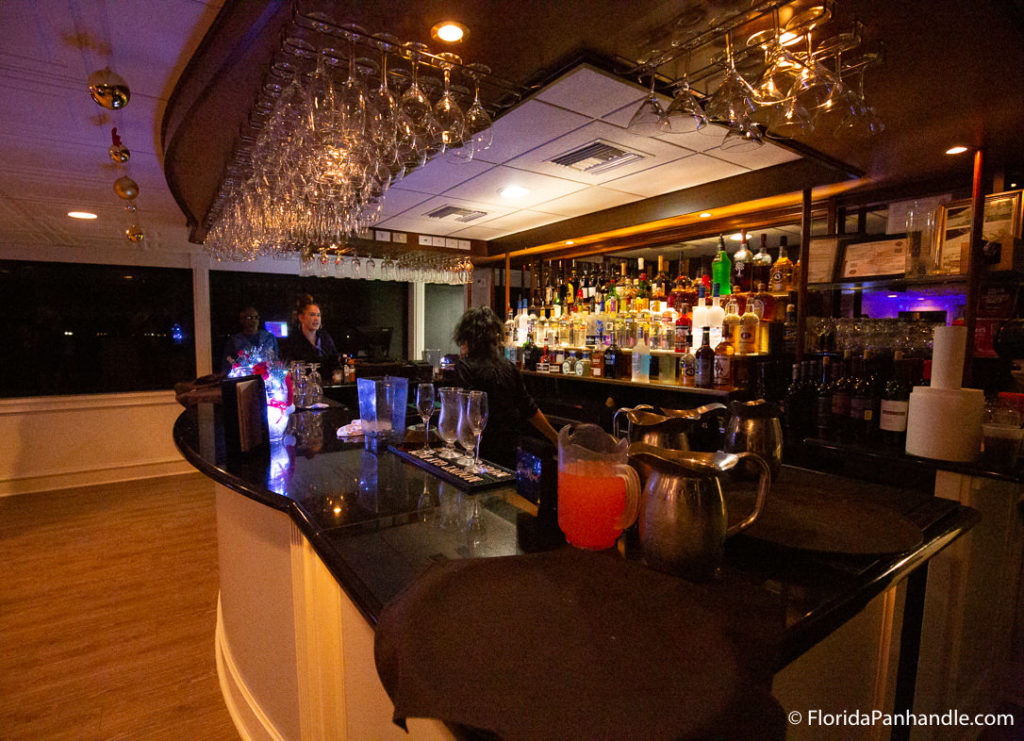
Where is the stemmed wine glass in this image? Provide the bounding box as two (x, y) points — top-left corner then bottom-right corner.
(436, 386), (462, 459)
(455, 390), (478, 468)
(416, 382), (435, 450)
(461, 390), (488, 472)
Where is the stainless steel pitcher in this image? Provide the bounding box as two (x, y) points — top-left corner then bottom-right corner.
(722, 400), (783, 482)
(612, 402), (728, 452)
(627, 442), (772, 581)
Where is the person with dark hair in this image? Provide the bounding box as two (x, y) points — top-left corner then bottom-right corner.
(452, 306), (558, 467)
(222, 305), (278, 371)
(279, 294), (338, 363)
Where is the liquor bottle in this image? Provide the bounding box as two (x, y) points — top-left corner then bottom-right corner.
(707, 283), (725, 348)
(732, 232), (753, 293)
(711, 235), (733, 295)
(590, 345), (605, 378)
(632, 329), (650, 383)
(752, 234), (773, 289)
(670, 253), (691, 308)
(769, 236), (794, 292)
(879, 355), (911, 449)
(692, 284), (709, 340)
(737, 300), (759, 355)
(713, 325), (735, 389)
(722, 297), (741, 346)
(603, 330), (619, 380)
(675, 303), (692, 353)
(678, 340), (696, 387)
(783, 303), (799, 356)
(815, 357), (833, 439)
(695, 327), (715, 388)
(537, 346), (550, 374)
(651, 255), (669, 311)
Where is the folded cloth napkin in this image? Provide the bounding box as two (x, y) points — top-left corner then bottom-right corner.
(374, 547), (784, 741)
(336, 420), (363, 438)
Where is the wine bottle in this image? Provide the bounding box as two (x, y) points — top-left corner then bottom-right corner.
(879, 355), (911, 449)
(815, 357), (833, 439)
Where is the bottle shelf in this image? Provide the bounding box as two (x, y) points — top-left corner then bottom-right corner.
(521, 369), (734, 396)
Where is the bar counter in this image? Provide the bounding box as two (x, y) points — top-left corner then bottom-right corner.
(173, 403), (979, 740)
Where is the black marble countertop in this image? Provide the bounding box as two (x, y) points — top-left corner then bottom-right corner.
(173, 403), (978, 669)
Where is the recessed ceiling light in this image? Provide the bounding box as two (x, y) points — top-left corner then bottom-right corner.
(945, 145), (969, 155)
(730, 233), (743, 242)
(887, 294), (899, 298)
(1011, 182), (1018, 188)
(499, 185), (529, 199)
(565, 240), (575, 245)
(67, 211), (98, 220)
(699, 212), (712, 218)
(431, 21), (468, 43)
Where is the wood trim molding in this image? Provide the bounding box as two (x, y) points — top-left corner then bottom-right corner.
(216, 595), (288, 741)
(0, 390), (179, 415)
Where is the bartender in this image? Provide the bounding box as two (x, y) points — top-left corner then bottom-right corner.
(279, 294), (338, 365)
(452, 306), (558, 467)
(221, 305), (278, 371)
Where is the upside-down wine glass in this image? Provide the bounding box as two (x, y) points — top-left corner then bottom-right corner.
(416, 382), (435, 450)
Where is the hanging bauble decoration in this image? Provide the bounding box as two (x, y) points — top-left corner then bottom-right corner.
(109, 128), (130, 163)
(114, 175), (139, 200)
(125, 224), (145, 242)
(88, 67), (131, 109)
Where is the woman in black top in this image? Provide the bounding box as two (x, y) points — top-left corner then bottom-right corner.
(452, 306), (558, 467)
(279, 294), (338, 363)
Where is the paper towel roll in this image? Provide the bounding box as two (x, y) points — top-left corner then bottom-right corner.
(931, 325), (967, 390)
(905, 386), (984, 462)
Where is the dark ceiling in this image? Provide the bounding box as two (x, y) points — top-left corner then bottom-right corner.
(163, 0), (1024, 247)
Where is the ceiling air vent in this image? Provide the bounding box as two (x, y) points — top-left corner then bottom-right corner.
(425, 205), (488, 222)
(550, 139), (646, 174)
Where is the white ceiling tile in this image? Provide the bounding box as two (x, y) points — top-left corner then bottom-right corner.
(474, 209), (566, 233)
(478, 100), (591, 164)
(535, 65), (647, 119)
(379, 194), (515, 235)
(378, 187), (435, 217)
(538, 186), (644, 217)
(703, 141), (803, 169)
(376, 214), (466, 236)
(447, 224), (509, 241)
(390, 156), (493, 195)
(442, 165), (589, 209)
(504, 120), (692, 186)
(602, 153), (748, 198)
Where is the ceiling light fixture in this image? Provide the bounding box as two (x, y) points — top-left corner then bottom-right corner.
(945, 145), (969, 155)
(699, 212), (712, 218)
(67, 211), (98, 220)
(730, 233), (743, 241)
(565, 240), (575, 245)
(499, 185), (530, 199)
(431, 21), (468, 43)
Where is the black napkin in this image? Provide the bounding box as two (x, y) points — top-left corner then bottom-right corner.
(375, 547), (785, 741)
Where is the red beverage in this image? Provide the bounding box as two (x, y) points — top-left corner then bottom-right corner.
(557, 469), (627, 549)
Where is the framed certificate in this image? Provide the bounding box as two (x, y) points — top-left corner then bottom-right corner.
(936, 189), (1023, 274)
(806, 237), (840, 284)
(841, 237), (908, 279)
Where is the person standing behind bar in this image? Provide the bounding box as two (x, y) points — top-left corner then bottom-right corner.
(279, 294), (338, 363)
(222, 305), (278, 371)
(453, 306), (558, 468)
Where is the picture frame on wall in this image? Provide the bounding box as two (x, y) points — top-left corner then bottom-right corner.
(936, 189), (1023, 274)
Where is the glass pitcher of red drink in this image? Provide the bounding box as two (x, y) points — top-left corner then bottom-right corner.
(557, 424), (642, 550)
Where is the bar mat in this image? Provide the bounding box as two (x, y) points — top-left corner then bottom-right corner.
(389, 445), (517, 491)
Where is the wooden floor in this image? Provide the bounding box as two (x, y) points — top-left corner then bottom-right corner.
(0, 474), (238, 740)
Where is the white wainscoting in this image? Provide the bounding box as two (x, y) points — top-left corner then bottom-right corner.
(0, 391), (192, 496)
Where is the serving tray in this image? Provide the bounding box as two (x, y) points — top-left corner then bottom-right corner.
(389, 445), (517, 491)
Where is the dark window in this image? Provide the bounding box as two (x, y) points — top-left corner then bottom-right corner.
(0, 261), (195, 397)
(209, 271), (409, 372)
